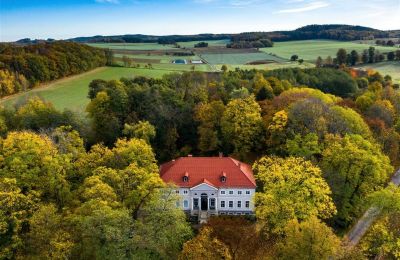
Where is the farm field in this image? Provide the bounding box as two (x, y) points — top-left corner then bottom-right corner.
(201, 52), (286, 65)
(222, 62), (314, 71)
(1, 67), (176, 112)
(113, 53), (203, 64)
(356, 61), (400, 83)
(88, 42), (177, 50)
(261, 40), (399, 62)
(177, 39), (230, 48)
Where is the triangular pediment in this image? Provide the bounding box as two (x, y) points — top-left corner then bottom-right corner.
(190, 182), (218, 191)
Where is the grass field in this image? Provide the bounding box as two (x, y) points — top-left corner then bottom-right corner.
(113, 53), (203, 64)
(201, 52), (286, 65)
(177, 39), (230, 48)
(222, 62), (314, 71)
(356, 61), (400, 83)
(261, 40), (399, 62)
(1, 67), (175, 112)
(88, 43), (177, 50)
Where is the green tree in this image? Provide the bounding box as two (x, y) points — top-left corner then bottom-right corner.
(254, 156), (336, 233)
(320, 134), (393, 227)
(336, 48), (347, 65)
(194, 101), (225, 154)
(122, 121), (156, 143)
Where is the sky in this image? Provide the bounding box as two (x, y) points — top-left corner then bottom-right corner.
(1, 0), (399, 42)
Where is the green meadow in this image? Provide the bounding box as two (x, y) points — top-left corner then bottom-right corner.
(262, 40), (398, 62)
(201, 52), (286, 65)
(1, 67), (174, 113)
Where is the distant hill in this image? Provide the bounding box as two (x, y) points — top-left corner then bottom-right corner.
(16, 24), (396, 44)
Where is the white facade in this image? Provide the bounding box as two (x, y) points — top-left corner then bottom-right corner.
(175, 182), (255, 216)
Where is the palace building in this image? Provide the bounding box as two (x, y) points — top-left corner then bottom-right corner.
(159, 155), (256, 221)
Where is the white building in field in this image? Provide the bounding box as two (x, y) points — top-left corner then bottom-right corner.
(159, 156), (256, 220)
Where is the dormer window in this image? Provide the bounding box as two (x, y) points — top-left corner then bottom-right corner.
(183, 172), (189, 182)
(220, 172), (227, 183)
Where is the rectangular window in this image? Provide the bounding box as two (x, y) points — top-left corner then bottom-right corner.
(220, 190), (225, 195)
(210, 198), (216, 210)
(193, 198), (199, 210)
(229, 191), (234, 195)
(183, 190), (188, 194)
(221, 201), (225, 208)
(237, 201), (241, 208)
(238, 191), (242, 195)
(246, 190), (251, 195)
(229, 201), (233, 208)
(245, 201), (250, 208)
(184, 200), (189, 208)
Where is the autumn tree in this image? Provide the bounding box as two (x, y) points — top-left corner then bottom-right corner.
(278, 216), (341, 260)
(221, 95), (263, 159)
(179, 227), (232, 260)
(254, 156), (336, 233)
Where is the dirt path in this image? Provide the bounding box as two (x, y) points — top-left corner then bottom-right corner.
(0, 67), (106, 103)
(345, 169), (400, 246)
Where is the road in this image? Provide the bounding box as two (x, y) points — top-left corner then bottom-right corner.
(345, 168), (400, 246)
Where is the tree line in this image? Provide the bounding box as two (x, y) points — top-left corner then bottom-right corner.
(311, 47), (400, 69)
(0, 42), (108, 97)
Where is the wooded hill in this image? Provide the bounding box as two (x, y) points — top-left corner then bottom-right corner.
(61, 24), (392, 44)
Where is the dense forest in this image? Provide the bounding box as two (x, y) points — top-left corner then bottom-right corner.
(1, 63), (400, 258)
(0, 42), (108, 97)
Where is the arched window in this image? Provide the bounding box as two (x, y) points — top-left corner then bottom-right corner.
(183, 176), (189, 182)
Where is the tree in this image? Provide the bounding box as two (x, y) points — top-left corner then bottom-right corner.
(253, 156), (336, 233)
(336, 48), (347, 65)
(362, 50), (369, 63)
(278, 216), (341, 260)
(122, 121), (156, 143)
(221, 64), (228, 72)
(368, 47), (375, 63)
(122, 55), (132, 67)
(315, 56), (323, 67)
(132, 188), (193, 259)
(290, 55), (298, 61)
(72, 200), (133, 260)
(387, 51), (395, 61)
(206, 216), (266, 259)
(325, 56), (333, 65)
(396, 50), (400, 61)
(0, 131), (70, 205)
(221, 95), (263, 159)
(179, 227), (232, 260)
(286, 133), (321, 160)
(194, 101), (225, 154)
(27, 204), (74, 259)
(350, 50), (359, 66)
(0, 178), (38, 259)
(320, 134), (393, 227)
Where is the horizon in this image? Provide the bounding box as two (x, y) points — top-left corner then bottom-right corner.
(1, 0), (400, 42)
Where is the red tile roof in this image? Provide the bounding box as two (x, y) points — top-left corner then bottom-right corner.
(159, 157), (256, 188)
